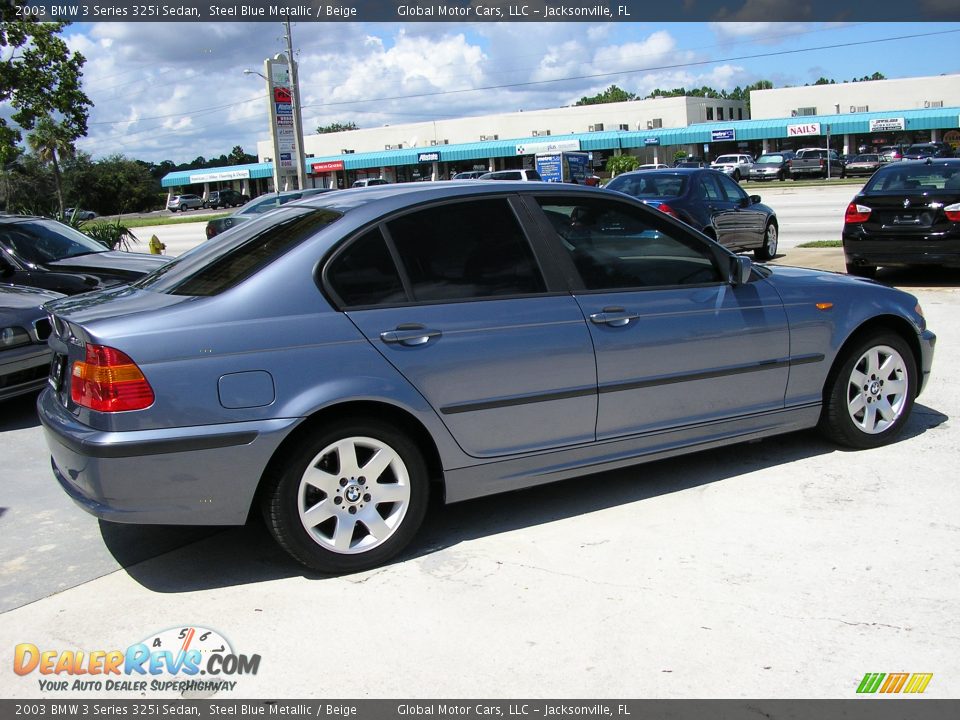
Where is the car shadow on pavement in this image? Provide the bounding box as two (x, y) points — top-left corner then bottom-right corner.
(0, 392), (42, 431)
(112, 402), (947, 593)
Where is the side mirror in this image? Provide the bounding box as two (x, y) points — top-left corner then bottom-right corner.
(730, 254), (753, 286)
(749, 195), (762, 204)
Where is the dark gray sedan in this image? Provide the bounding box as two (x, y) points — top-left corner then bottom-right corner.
(39, 182), (935, 573)
(1, 284), (61, 401)
(605, 168), (780, 260)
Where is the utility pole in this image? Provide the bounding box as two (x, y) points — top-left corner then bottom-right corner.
(283, 19), (308, 190)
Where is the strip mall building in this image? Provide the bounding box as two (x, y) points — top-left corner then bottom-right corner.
(161, 73), (960, 198)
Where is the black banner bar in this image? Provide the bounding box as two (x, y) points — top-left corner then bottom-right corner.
(6, 0), (960, 23)
(1, 700), (960, 720)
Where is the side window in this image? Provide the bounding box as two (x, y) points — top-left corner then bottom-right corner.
(716, 173), (748, 202)
(326, 228), (406, 307)
(698, 174), (724, 201)
(386, 199), (545, 302)
(537, 197), (721, 290)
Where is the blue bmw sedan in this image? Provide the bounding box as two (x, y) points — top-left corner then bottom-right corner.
(39, 182), (935, 573)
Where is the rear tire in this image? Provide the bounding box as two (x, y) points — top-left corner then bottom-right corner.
(818, 333), (916, 449)
(261, 419), (430, 574)
(754, 223), (778, 261)
(846, 263), (877, 278)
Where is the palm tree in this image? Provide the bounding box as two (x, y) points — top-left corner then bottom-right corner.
(27, 117), (75, 217)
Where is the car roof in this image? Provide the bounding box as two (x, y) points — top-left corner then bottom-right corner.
(614, 167), (710, 178)
(294, 180), (608, 216)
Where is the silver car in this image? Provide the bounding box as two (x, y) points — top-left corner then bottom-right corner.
(166, 194), (204, 212)
(40, 182), (935, 573)
(1, 285), (61, 401)
(710, 154), (755, 181)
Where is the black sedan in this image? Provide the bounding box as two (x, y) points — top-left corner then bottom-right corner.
(0, 216), (170, 295)
(843, 158), (960, 277)
(0, 284), (62, 401)
(605, 168), (780, 260)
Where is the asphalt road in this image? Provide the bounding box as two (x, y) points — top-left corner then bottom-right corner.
(1, 272), (957, 698)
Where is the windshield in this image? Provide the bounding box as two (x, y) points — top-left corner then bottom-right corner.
(906, 145), (936, 156)
(714, 156), (739, 164)
(606, 173), (687, 198)
(863, 164), (960, 192)
(756, 155), (784, 163)
(853, 155), (880, 162)
(135, 207), (342, 296)
(0, 219), (108, 264)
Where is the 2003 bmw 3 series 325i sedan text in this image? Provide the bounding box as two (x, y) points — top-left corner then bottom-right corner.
(39, 182), (936, 573)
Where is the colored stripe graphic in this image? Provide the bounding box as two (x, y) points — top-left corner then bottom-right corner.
(880, 673), (910, 693)
(857, 673), (885, 693)
(904, 673), (934, 694)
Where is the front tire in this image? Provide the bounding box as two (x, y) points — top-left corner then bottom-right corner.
(262, 419), (429, 574)
(754, 222), (778, 261)
(819, 333), (916, 449)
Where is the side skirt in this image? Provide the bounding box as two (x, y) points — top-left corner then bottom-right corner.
(443, 403), (822, 503)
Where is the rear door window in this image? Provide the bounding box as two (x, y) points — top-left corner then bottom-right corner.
(385, 199), (545, 302)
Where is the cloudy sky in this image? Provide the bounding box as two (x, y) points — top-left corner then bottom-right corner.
(61, 21), (960, 165)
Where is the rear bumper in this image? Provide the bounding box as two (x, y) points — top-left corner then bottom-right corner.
(38, 388), (299, 525)
(0, 345), (50, 401)
(842, 230), (960, 268)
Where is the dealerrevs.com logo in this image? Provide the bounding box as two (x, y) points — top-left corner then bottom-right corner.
(857, 672), (934, 694)
(13, 626), (260, 694)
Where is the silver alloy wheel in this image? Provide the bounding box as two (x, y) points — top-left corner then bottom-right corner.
(846, 344), (909, 434)
(765, 224), (778, 256)
(297, 436), (411, 554)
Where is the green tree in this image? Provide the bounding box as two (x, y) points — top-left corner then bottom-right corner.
(577, 85), (637, 106)
(605, 154), (639, 177)
(27, 117), (74, 216)
(0, 13), (91, 165)
(85, 154), (159, 215)
(316, 121), (358, 134)
(228, 145), (256, 165)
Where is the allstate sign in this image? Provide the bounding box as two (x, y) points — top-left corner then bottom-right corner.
(788, 122), (821, 137)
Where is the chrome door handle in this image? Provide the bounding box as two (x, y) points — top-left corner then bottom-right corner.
(589, 308), (638, 327)
(380, 325), (442, 346)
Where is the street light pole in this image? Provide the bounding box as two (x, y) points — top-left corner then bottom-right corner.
(283, 19), (308, 190)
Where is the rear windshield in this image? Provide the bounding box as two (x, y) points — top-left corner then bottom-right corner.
(756, 155), (785, 163)
(863, 164), (960, 192)
(134, 207), (341, 296)
(606, 173), (687, 198)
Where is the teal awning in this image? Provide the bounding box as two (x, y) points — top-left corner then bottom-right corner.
(162, 106), (960, 188)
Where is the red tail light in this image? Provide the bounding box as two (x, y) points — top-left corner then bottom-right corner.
(845, 202), (872, 224)
(71, 344), (154, 412)
(945, 203), (960, 222)
(656, 203), (679, 219)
